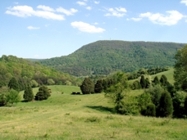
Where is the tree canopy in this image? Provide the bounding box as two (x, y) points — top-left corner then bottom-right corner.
(174, 45), (187, 91)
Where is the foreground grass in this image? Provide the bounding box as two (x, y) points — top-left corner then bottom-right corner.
(0, 85), (187, 140)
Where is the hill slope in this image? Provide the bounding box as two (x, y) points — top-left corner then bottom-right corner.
(0, 55), (78, 87)
(40, 40), (184, 76)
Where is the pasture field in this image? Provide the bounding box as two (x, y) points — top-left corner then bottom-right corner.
(0, 85), (187, 140)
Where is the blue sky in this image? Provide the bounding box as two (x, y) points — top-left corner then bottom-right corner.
(1, 0), (187, 58)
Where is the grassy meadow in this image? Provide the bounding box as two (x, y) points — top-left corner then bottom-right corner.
(0, 82), (187, 140)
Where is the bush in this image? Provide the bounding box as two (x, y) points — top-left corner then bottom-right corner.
(35, 86), (51, 101)
(157, 91), (173, 117)
(0, 92), (7, 106)
(172, 92), (186, 118)
(145, 103), (156, 117)
(138, 92), (152, 115)
(23, 85), (34, 102)
(6, 89), (20, 106)
(184, 96), (187, 116)
(80, 78), (94, 94)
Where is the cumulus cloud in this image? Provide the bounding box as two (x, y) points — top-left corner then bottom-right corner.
(181, 0), (187, 5)
(37, 5), (54, 12)
(129, 17), (142, 21)
(56, 7), (78, 16)
(86, 6), (92, 10)
(71, 21), (105, 33)
(140, 10), (184, 26)
(105, 7), (127, 17)
(76, 1), (87, 6)
(6, 5), (78, 20)
(27, 26), (40, 30)
(6, 5), (64, 20)
(94, 1), (100, 4)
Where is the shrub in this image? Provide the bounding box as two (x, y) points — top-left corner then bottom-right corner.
(157, 91), (173, 117)
(6, 89), (20, 106)
(80, 78), (94, 94)
(184, 96), (187, 116)
(145, 103), (156, 117)
(138, 92), (152, 115)
(35, 86), (51, 101)
(172, 92), (186, 118)
(23, 85), (34, 102)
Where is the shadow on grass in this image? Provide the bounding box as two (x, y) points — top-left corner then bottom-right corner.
(86, 105), (114, 113)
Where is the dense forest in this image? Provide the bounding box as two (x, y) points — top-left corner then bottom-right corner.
(39, 40), (184, 76)
(0, 55), (80, 89)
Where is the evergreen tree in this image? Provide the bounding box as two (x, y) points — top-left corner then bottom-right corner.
(94, 79), (103, 93)
(160, 75), (168, 87)
(80, 78), (94, 94)
(8, 77), (19, 91)
(145, 78), (150, 88)
(140, 75), (146, 88)
(184, 96), (187, 116)
(152, 76), (160, 86)
(35, 86), (51, 101)
(172, 93), (185, 118)
(23, 85), (34, 102)
(157, 91), (173, 117)
(145, 103), (156, 117)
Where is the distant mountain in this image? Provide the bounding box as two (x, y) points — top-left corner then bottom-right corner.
(0, 55), (78, 87)
(39, 40), (185, 76)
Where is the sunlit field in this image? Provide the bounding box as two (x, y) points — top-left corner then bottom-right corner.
(0, 85), (187, 140)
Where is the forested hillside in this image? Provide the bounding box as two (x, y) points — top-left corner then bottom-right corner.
(40, 40), (184, 76)
(0, 55), (79, 88)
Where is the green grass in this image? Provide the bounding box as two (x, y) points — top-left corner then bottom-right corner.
(129, 68), (175, 84)
(0, 85), (187, 140)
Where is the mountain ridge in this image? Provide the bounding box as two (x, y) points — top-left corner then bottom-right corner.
(39, 40), (185, 76)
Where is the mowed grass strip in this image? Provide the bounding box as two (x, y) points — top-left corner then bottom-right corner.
(0, 85), (187, 140)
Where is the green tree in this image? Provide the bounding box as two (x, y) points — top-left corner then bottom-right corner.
(152, 76), (160, 86)
(160, 75), (168, 87)
(23, 85), (34, 102)
(145, 78), (150, 88)
(35, 86), (51, 101)
(80, 78), (94, 94)
(30, 80), (39, 88)
(172, 92), (186, 118)
(184, 96), (187, 116)
(174, 45), (187, 90)
(138, 92), (153, 116)
(0, 92), (7, 106)
(94, 79), (103, 93)
(157, 91), (173, 117)
(47, 78), (55, 85)
(140, 75), (146, 89)
(6, 89), (20, 106)
(8, 77), (19, 91)
(131, 80), (141, 90)
(145, 103), (156, 117)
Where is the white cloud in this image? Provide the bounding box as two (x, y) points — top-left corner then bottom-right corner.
(94, 1), (100, 4)
(129, 17), (142, 21)
(105, 7), (127, 17)
(86, 6), (92, 10)
(37, 5), (54, 12)
(76, 1), (87, 6)
(71, 21), (105, 33)
(27, 26), (40, 30)
(181, 0), (187, 5)
(6, 5), (64, 20)
(140, 10), (184, 26)
(56, 7), (78, 16)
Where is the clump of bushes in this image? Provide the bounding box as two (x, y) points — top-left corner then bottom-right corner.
(71, 92), (81, 95)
